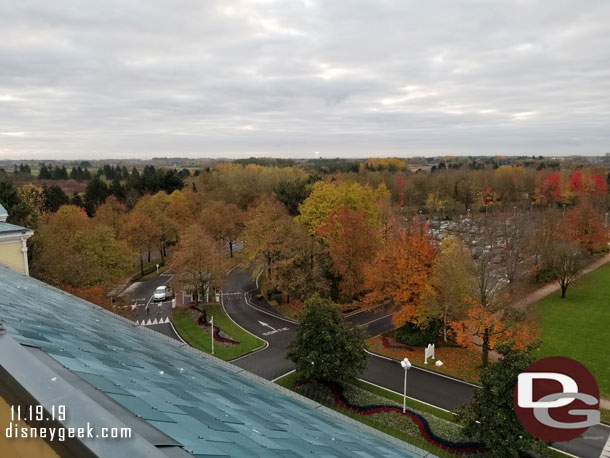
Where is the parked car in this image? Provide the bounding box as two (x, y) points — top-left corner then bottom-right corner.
(153, 286), (170, 302)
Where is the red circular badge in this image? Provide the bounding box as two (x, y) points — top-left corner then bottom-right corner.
(513, 356), (599, 442)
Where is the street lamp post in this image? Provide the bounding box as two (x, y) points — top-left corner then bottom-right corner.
(400, 357), (412, 413)
(211, 315), (214, 355)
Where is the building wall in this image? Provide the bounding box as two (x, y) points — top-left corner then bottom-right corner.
(0, 396), (60, 458)
(0, 240), (26, 274)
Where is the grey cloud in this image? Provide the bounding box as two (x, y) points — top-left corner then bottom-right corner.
(0, 0), (609, 159)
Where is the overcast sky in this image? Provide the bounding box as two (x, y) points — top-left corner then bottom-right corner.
(1, 0), (609, 159)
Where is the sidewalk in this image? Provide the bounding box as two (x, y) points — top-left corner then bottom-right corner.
(511, 251), (610, 310)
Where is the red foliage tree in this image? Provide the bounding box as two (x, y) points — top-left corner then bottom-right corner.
(569, 171), (583, 194)
(536, 172), (562, 203)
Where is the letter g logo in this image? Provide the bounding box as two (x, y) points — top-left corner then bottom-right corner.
(514, 357), (600, 442)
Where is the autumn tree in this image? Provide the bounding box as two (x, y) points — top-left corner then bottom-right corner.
(296, 180), (388, 233)
(317, 205), (379, 300)
(31, 205), (134, 288)
(563, 200), (609, 254)
(94, 196), (127, 237)
(544, 239), (585, 298)
(498, 214), (532, 290)
(240, 197), (294, 280)
(455, 217), (525, 366)
(134, 192), (180, 264)
(201, 201), (245, 257)
(121, 210), (162, 276)
(17, 184), (47, 228)
(527, 208), (561, 283)
(428, 238), (474, 342)
(170, 224), (229, 307)
(535, 171), (562, 204)
(273, 222), (330, 303)
(72, 226), (136, 286)
(197, 163), (307, 209)
(364, 228), (436, 327)
(0, 178), (39, 228)
(453, 298), (536, 367)
(165, 190), (194, 227)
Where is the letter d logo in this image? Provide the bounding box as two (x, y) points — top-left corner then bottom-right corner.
(514, 356), (600, 442)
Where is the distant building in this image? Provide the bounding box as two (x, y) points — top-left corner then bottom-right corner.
(0, 204), (34, 275)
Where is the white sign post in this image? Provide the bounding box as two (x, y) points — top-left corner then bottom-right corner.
(424, 343), (435, 364)
(211, 315), (214, 355)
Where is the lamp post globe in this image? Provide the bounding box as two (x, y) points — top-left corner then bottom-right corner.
(400, 358), (411, 412)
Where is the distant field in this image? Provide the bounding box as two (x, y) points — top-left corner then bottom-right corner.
(536, 263), (610, 398)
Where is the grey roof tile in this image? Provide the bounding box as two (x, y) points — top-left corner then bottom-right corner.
(0, 265), (430, 458)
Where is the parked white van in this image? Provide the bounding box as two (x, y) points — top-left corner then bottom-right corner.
(153, 286), (170, 302)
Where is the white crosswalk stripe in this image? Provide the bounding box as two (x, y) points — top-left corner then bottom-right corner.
(136, 317), (172, 326)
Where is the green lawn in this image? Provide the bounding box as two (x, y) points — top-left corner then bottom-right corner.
(536, 263), (610, 398)
(172, 305), (265, 361)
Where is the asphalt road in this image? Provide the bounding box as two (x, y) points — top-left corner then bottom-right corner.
(221, 269), (296, 380)
(221, 266), (609, 458)
(124, 271), (181, 340)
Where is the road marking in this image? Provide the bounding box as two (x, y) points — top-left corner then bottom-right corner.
(272, 369), (295, 382)
(244, 293), (298, 324)
(263, 327), (289, 336)
(218, 289), (270, 361)
(258, 320), (277, 332)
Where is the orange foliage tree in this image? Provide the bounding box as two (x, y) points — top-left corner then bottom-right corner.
(563, 200), (609, 254)
(63, 285), (109, 308)
(363, 228), (436, 326)
(317, 205), (379, 300)
(452, 298), (537, 367)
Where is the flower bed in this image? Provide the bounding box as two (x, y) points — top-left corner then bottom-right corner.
(295, 380), (485, 455)
(368, 335), (481, 383)
(190, 305), (239, 345)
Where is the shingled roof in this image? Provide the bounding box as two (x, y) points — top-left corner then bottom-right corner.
(0, 265), (433, 458)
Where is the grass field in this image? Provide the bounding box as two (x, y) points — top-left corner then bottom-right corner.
(172, 305), (265, 360)
(536, 263), (610, 398)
